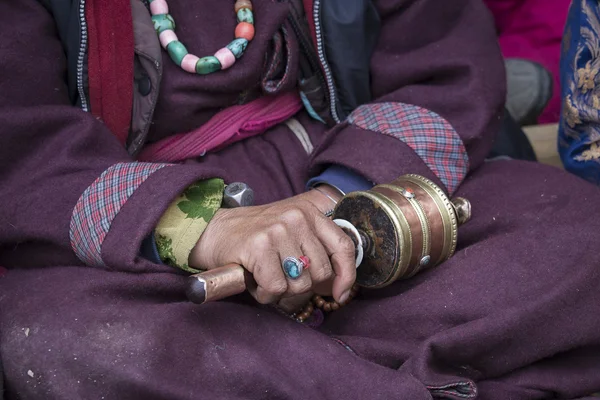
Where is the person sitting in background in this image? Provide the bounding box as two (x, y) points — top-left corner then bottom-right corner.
(485, 0), (571, 125)
(560, 0), (600, 183)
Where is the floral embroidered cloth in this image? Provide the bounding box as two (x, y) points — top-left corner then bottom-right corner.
(560, 0), (600, 183)
(156, 178), (224, 272)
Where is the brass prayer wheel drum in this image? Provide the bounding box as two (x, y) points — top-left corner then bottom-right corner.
(332, 174), (471, 289)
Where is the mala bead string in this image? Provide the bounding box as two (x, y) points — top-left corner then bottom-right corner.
(149, 0), (255, 75)
(313, 284), (360, 313)
(294, 284), (361, 323)
(294, 302), (314, 323)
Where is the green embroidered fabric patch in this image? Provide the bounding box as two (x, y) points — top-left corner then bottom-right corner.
(156, 178), (224, 272)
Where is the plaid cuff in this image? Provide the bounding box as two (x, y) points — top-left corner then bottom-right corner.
(347, 102), (469, 193)
(69, 162), (172, 267)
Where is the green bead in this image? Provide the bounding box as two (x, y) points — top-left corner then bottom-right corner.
(237, 8), (254, 24)
(196, 56), (222, 75)
(226, 39), (248, 59)
(152, 14), (176, 34)
(167, 41), (188, 66)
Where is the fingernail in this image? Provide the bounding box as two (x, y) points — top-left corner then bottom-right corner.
(339, 290), (350, 304)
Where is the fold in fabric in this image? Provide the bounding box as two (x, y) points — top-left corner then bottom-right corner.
(138, 92), (303, 162)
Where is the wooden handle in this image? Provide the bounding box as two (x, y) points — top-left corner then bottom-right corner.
(186, 264), (249, 304)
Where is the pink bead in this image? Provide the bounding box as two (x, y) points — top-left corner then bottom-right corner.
(214, 48), (236, 70)
(181, 54), (200, 73)
(150, 0), (169, 15)
(159, 30), (178, 49)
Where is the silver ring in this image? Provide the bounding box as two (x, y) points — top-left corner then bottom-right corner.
(282, 257), (305, 280)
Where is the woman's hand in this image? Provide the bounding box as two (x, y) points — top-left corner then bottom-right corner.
(189, 191), (355, 305)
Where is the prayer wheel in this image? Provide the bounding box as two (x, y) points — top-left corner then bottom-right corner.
(186, 174), (471, 303)
(331, 174), (471, 289)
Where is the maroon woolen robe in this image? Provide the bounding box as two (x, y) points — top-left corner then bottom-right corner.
(1, 0), (600, 399)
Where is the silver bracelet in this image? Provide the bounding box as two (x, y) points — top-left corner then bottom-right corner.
(312, 186), (339, 205)
(324, 209), (334, 218)
(323, 183), (345, 197)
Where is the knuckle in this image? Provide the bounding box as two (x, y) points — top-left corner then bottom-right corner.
(313, 262), (334, 283)
(338, 235), (356, 255)
(268, 222), (287, 237)
(289, 280), (311, 295)
(280, 208), (306, 226)
(266, 280), (287, 296)
(251, 232), (272, 251)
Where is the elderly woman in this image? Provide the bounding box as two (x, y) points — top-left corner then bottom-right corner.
(1, 0), (600, 398)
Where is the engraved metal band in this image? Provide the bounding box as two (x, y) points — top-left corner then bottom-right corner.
(378, 184), (432, 275)
(404, 175), (458, 262)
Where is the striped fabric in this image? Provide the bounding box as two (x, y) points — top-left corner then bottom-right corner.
(70, 162), (171, 267)
(347, 102), (469, 193)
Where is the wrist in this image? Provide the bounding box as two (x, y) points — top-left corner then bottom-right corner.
(304, 184), (343, 215)
(314, 184), (344, 202)
(189, 208), (229, 269)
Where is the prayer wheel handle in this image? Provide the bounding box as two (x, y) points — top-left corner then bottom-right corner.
(186, 264), (250, 304)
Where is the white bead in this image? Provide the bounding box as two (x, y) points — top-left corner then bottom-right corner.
(159, 30), (178, 49)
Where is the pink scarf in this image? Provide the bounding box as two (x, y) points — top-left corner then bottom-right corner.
(138, 91), (303, 162)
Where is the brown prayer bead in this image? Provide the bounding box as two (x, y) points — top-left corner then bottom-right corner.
(297, 312), (309, 321)
(234, 0), (253, 13)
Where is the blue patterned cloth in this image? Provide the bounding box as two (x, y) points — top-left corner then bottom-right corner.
(560, 0), (600, 184)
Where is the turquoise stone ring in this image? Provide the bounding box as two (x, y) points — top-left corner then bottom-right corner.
(282, 257), (305, 280)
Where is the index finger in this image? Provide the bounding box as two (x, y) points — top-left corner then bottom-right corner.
(311, 215), (357, 303)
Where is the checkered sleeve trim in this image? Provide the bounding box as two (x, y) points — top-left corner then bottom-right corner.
(347, 102), (469, 193)
(69, 162), (171, 267)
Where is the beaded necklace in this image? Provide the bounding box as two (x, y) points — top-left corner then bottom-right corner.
(149, 0), (255, 75)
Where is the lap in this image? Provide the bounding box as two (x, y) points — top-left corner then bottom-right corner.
(324, 160), (600, 397)
(2, 160), (600, 399)
(0, 267), (431, 399)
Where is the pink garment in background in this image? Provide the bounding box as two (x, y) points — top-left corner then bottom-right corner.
(483, 0), (571, 124)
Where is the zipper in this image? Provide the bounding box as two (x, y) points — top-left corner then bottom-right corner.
(313, 0), (340, 123)
(286, 9), (331, 116)
(286, 5), (323, 82)
(76, 0), (89, 112)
